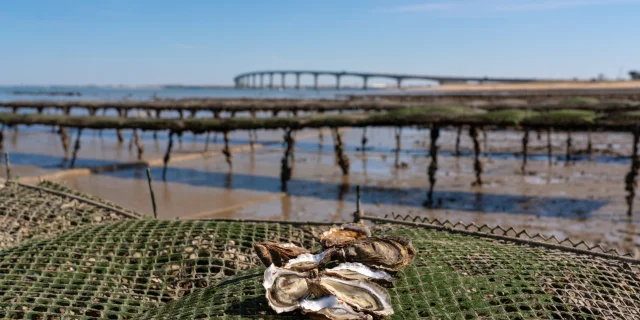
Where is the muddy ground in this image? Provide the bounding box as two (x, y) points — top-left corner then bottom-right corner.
(1, 123), (639, 257)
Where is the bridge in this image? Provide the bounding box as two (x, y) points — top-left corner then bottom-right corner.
(234, 70), (556, 90)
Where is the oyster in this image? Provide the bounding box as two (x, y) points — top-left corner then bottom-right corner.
(300, 296), (373, 320)
(263, 264), (311, 313)
(339, 236), (415, 271)
(283, 249), (335, 272)
(321, 262), (397, 284)
(254, 242), (310, 267)
(308, 277), (394, 317)
(320, 223), (372, 248)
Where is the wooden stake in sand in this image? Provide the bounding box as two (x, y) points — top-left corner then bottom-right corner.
(70, 128), (83, 169)
(204, 131), (211, 152)
(547, 128), (553, 166)
(394, 127), (402, 168)
(455, 126), (462, 157)
(625, 128), (640, 216)
(482, 127), (488, 158)
(58, 126), (70, 160)
(353, 185), (362, 223)
(153, 110), (160, 140)
(280, 128), (295, 191)
(146, 167), (158, 219)
(4, 152), (11, 180)
(426, 125), (440, 207)
(133, 129), (144, 160)
(361, 127), (368, 151)
(0, 126), (4, 151)
(521, 129), (529, 174)
(470, 126), (483, 186)
(565, 132), (572, 166)
(587, 129), (593, 160)
(116, 109), (124, 143)
(332, 128), (350, 175)
(222, 131), (232, 169)
(162, 131), (175, 180)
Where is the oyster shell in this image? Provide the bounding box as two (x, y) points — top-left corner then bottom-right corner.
(320, 223), (372, 248)
(283, 249), (335, 272)
(254, 242), (310, 267)
(300, 296), (373, 320)
(340, 236), (415, 271)
(263, 264), (311, 313)
(321, 262), (397, 284)
(309, 277), (394, 317)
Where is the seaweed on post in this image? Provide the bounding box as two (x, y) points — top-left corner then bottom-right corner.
(625, 128), (640, 216)
(223, 130), (232, 169)
(58, 126), (70, 160)
(280, 128), (295, 191)
(425, 125), (440, 207)
(455, 126), (462, 157)
(162, 131), (175, 180)
(470, 126), (483, 186)
(69, 128), (83, 169)
(521, 129), (529, 174)
(332, 128), (350, 175)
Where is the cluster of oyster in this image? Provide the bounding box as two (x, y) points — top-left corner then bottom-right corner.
(254, 223), (415, 319)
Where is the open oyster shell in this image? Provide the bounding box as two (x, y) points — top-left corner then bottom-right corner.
(263, 264), (311, 313)
(308, 277), (394, 317)
(320, 223), (372, 248)
(339, 235), (415, 271)
(300, 296), (373, 320)
(254, 242), (311, 267)
(321, 262), (397, 284)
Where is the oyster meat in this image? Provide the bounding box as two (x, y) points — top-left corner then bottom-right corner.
(320, 223), (372, 248)
(254, 242), (310, 267)
(321, 262), (397, 284)
(309, 277), (394, 317)
(283, 250), (335, 272)
(263, 264), (311, 313)
(300, 296), (373, 320)
(340, 235), (415, 271)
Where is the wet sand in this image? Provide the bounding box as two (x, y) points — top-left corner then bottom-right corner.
(3, 124), (640, 257)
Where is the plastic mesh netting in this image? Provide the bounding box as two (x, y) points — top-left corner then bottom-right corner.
(0, 219), (319, 319)
(142, 224), (640, 320)
(1, 182), (639, 319)
(0, 181), (140, 250)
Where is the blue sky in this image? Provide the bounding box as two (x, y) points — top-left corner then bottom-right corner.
(1, 0), (640, 85)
